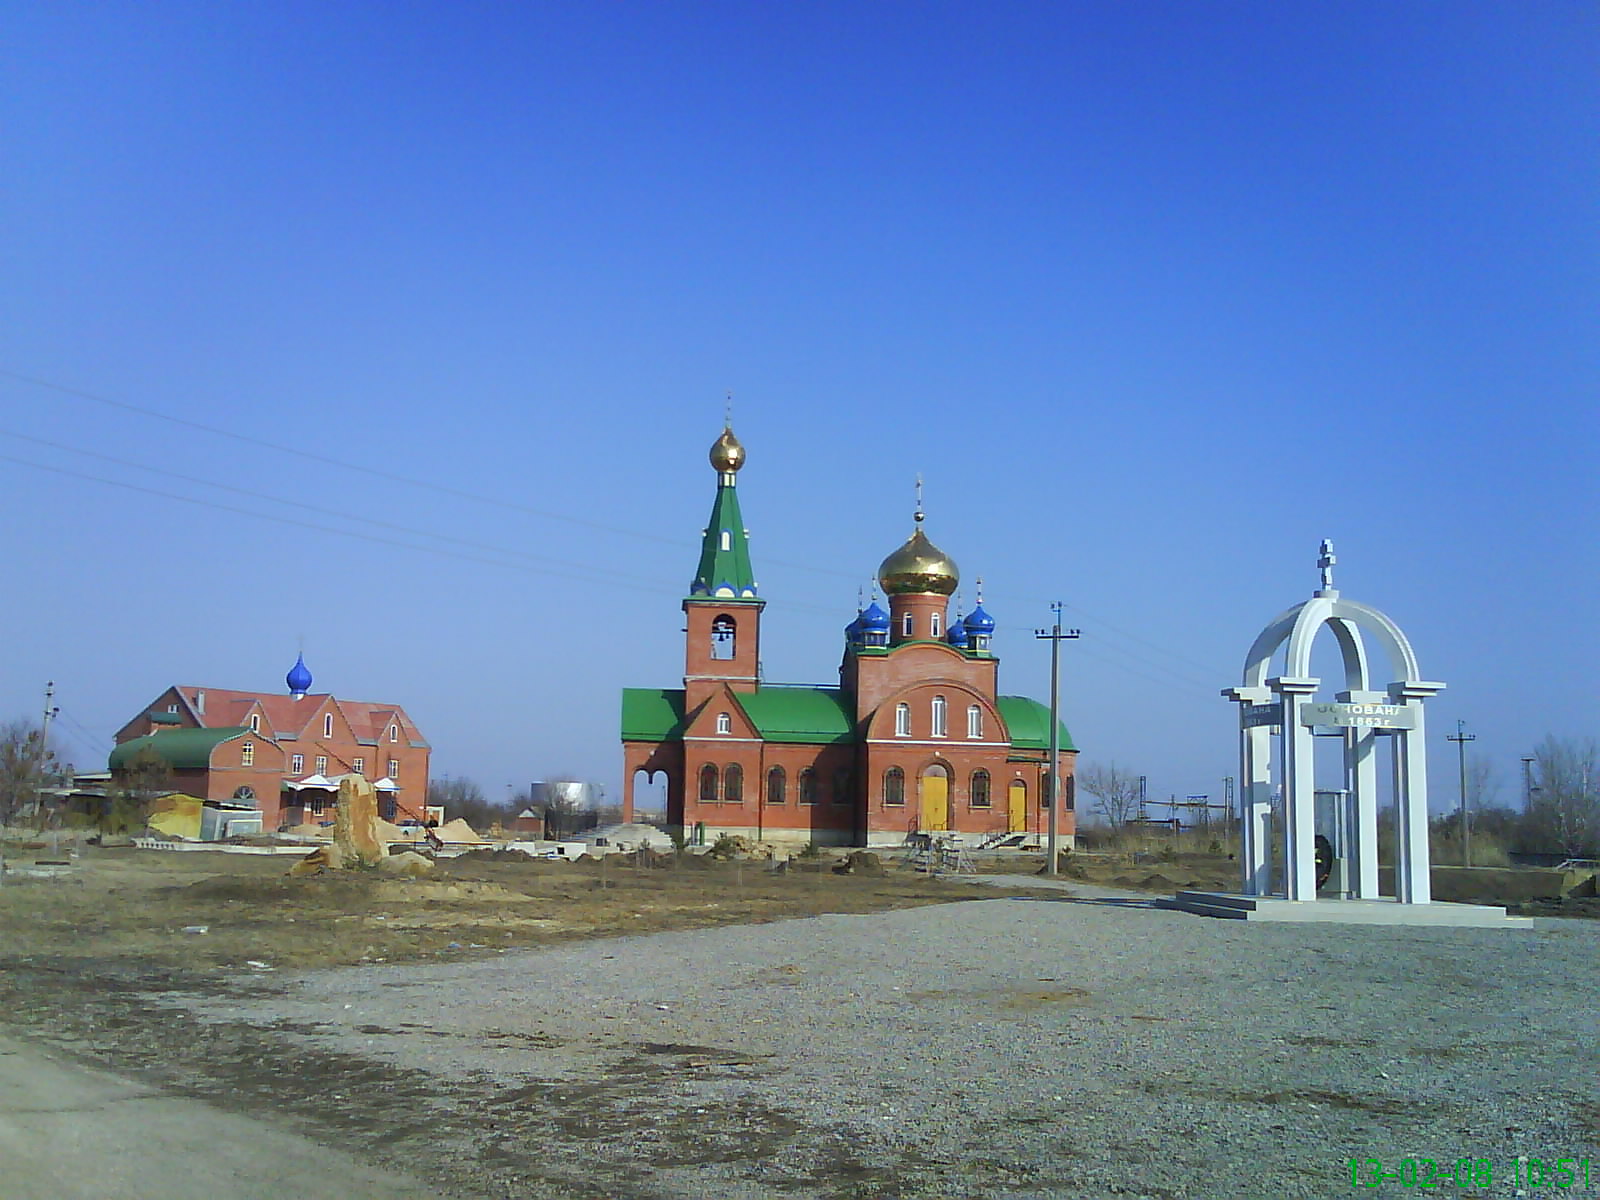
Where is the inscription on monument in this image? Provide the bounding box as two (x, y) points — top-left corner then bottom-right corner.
(1241, 703), (1282, 728)
(1298, 701), (1417, 730)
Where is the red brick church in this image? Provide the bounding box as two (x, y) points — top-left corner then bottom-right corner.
(621, 425), (1076, 847)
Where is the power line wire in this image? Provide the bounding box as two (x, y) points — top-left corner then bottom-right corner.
(0, 452), (677, 594)
(0, 427), (664, 589)
(4, 367), (1239, 688)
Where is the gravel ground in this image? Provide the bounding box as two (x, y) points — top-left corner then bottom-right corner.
(148, 884), (1599, 1200)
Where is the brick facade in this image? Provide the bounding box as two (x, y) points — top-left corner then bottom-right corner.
(113, 683), (431, 831)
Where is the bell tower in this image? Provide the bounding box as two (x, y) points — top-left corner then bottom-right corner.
(683, 424), (763, 706)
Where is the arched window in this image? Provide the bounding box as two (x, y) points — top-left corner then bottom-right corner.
(767, 766), (786, 805)
(716, 712), (731, 735)
(1064, 774), (1076, 812)
(799, 768), (817, 806)
(967, 705), (982, 739)
(249, 713), (260, 733)
(833, 768), (852, 806)
(322, 713), (334, 738)
(724, 763), (744, 803)
(902, 613), (914, 638)
(232, 785), (255, 802)
(711, 615), (736, 661)
(388, 723), (398, 743)
(720, 530), (731, 551)
(895, 703), (911, 737)
(699, 764), (719, 803)
(1041, 770), (1055, 809)
(931, 612), (941, 637)
(931, 695), (948, 737)
(970, 769), (991, 808)
(240, 741), (255, 766)
(884, 767), (905, 806)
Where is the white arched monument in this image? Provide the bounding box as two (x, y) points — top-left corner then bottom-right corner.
(1222, 541), (1444, 904)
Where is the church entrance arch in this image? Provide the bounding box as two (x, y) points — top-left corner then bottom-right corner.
(919, 764), (950, 832)
(1224, 542), (1444, 904)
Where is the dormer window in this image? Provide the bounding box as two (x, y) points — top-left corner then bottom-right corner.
(716, 712), (732, 735)
(720, 530), (731, 551)
(323, 713), (333, 738)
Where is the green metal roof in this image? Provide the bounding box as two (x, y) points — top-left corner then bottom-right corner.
(735, 687), (855, 744)
(109, 727), (248, 771)
(621, 689), (689, 741)
(148, 711), (183, 725)
(689, 480), (758, 598)
(997, 695), (1076, 752)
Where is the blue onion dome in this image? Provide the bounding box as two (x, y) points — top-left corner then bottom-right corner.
(964, 604), (995, 635)
(844, 613), (864, 642)
(860, 600), (890, 633)
(286, 652), (313, 697)
(946, 618), (970, 647)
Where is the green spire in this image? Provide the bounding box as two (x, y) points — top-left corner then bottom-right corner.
(690, 426), (758, 599)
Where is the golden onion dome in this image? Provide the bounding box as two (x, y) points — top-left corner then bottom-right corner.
(709, 426), (746, 473)
(878, 521), (960, 596)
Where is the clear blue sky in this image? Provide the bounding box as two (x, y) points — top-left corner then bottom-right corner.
(3, 2), (1594, 817)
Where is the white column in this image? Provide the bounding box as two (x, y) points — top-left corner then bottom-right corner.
(1273, 679), (1320, 902)
(1267, 684), (1318, 902)
(1239, 722), (1274, 895)
(1337, 695), (1381, 900)
(1226, 686), (1274, 897)
(1394, 712), (1432, 904)
(1390, 682), (1444, 905)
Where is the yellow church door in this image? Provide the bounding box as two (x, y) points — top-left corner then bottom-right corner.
(1007, 781), (1027, 832)
(921, 773), (948, 832)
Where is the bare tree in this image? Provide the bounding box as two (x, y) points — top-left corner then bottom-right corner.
(1526, 735), (1600, 857)
(105, 744), (175, 833)
(427, 775), (512, 831)
(538, 778), (587, 839)
(1077, 762), (1143, 830)
(0, 719), (63, 826)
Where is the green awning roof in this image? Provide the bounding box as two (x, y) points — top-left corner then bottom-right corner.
(109, 727), (249, 771)
(735, 686), (855, 744)
(998, 695), (1076, 752)
(621, 689), (689, 741)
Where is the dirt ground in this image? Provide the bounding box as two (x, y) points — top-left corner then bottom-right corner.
(0, 842), (1076, 1200)
(0, 844), (1065, 972)
(1, 842), (1591, 1199)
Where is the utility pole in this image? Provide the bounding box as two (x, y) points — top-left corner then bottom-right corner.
(1034, 603), (1079, 875)
(1521, 756), (1536, 809)
(41, 681), (58, 746)
(1447, 720), (1476, 867)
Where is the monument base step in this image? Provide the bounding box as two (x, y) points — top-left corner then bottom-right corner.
(1162, 891), (1533, 927)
